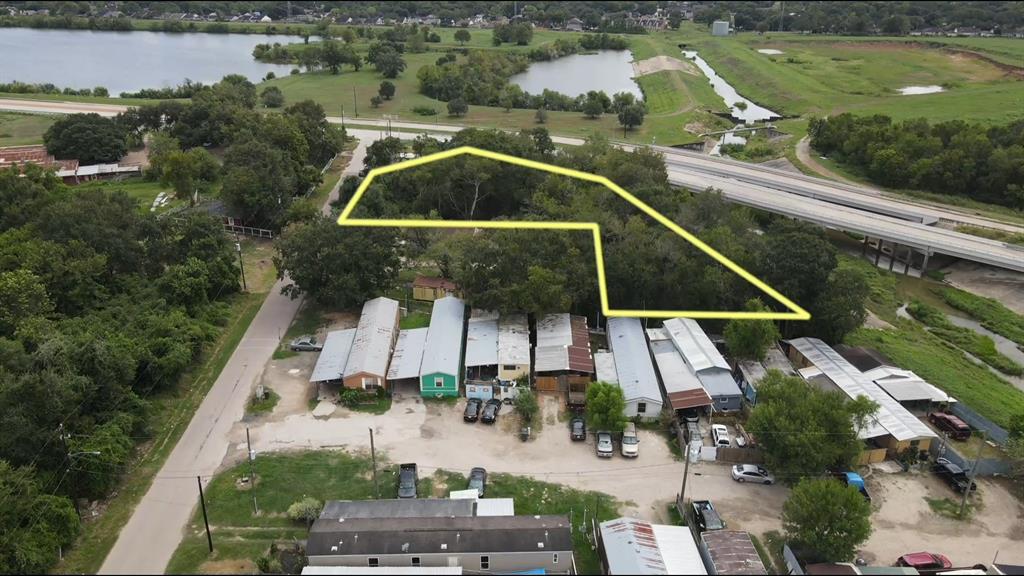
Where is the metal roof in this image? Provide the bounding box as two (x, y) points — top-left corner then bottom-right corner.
(650, 340), (712, 410)
(387, 328), (428, 381)
(420, 296), (465, 377)
(302, 567), (463, 575)
(607, 318), (662, 403)
(535, 313), (594, 373)
(646, 327), (670, 341)
(864, 366), (955, 404)
(310, 329), (356, 383)
(663, 318), (730, 373)
(498, 313), (530, 367)
(344, 297), (399, 379)
(763, 346), (798, 376)
(464, 311), (498, 368)
(787, 338), (938, 442)
(320, 499), (474, 520)
(700, 530), (768, 575)
(599, 517), (706, 575)
(594, 351), (618, 384)
(698, 370), (742, 400)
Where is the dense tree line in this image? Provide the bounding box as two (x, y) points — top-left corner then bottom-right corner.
(0, 165), (243, 573)
(0, 80), (107, 97)
(810, 114), (1024, 208)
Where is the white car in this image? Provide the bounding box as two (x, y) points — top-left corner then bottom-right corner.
(711, 424), (731, 448)
(731, 464), (774, 485)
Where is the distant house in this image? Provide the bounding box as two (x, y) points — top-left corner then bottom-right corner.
(419, 296), (465, 398)
(310, 329), (357, 384)
(57, 163), (141, 185)
(386, 327), (428, 389)
(663, 318), (743, 411)
(535, 313), (595, 377)
(413, 275), (459, 302)
(465, 309), (499, 387)
(342, 297), (399, 391)
(648, 329), (713, 415)
(306, 515), (573, 573)
(566, 17), (584, 32)
(599, 517), (707, 574)
(699, 531), (768, 575)
(606, 318), (663, 421)
(260, 15), (272, 22)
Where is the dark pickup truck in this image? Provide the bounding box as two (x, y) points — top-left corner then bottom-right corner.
(398, 463), (418, 499)
(933, 458), (977, 494)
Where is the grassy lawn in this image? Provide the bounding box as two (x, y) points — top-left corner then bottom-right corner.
(0, 111), (55, 145)
(906, 301), (1023, 376)
(925, 496), (977, 520)
(400, 311), (431, 329)
(57, 290), (268, 574)
(939, 287), (1024, 347)
(271, 300), (328, 359)
(0, 91), (166, 106)
(247, 388), (280, 416)
(168, 451), (619, 575)
(73, 177), (188, 214)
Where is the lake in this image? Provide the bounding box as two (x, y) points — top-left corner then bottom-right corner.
(0, 28), (305, 95)
(510, 50), (642, 99)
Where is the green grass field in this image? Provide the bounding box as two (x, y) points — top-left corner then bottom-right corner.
(0, 111), (54, 145)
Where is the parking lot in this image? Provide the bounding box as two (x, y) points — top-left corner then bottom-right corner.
(233, 353), (1023, 567)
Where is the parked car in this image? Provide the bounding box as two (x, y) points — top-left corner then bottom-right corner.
(929, 412), (971, 441)
(398, 463), (418, 499)
(731, 464), (774, 484)
(680, 408), (701, 423)
(468, 467), (487, 497)
(596, 431), (614, 458)
(570, 417), (586, 441)
(711, 424), (731, 448)
(691, 500), (726, 532)
(933, 457), (977, 494)
(289, 335), (322, 352)
(463, 398), (482, 422)
(832, 471), (871, 502)
(481, 398), (502, 424)
(895, 552), (952, 570)
(621, 422), (639, 458)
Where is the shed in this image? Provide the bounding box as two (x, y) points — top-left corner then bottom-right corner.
(465, 309), (499, 381)
(863, 366), (955, 409)
(594, 351), (618, 384)
(310, 329), (357, 383)
(497, 313), (531, 382)
(343, 297), (399, 390)
(606, 318), (663, 421)
(711, 20), (730, 36)
(413, 275), (459, 302)
(699, 530), (767, 575)
(664, 318), (742, 412)
(419, 296), (465, 398)
(535, 313), (594, 375)
(650, 340), (712, 412)
(598, 517), (706, 575)
(386, 328), (428, 385)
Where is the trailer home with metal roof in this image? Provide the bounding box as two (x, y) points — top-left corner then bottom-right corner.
(664, 318), (743, 412)
(343, 297), (400, 391)
(607, 317), (663, 422)
(419, 296), (466, 398)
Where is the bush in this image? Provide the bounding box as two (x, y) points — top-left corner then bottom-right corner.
(290, 68), (300, 75)
(515, 389), (539, 423)
(287, 496), (323, 526)
(412, 106), (438, 116)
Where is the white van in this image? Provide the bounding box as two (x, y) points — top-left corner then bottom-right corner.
(621, 422), (639, 458)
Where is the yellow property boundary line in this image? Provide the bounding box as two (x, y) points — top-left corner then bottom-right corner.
(337, 146), (810, 321)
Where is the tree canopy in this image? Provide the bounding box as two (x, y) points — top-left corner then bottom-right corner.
(783, 478), (872, 562)
(724, 298), (781, 361)
(44, 113), (127, 164)
(586, 381), (628, 433)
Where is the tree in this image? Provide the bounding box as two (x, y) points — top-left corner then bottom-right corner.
(535, 106), (548, 124)
(274, 215), (401, 308)
(585, 381), (627, 433)
(0, 461), (80, 574)
(617, 103), (645, 133)
(747, 372), (878, 483)
(515, 389), (539, 424)
(260, 86), (285, 108)
(724, 298), (781, 361)
(287, 497), (323, 527)
(319, 40), (347, 74)
(220, 138), (298, 228)
(811, 267), (870, 343)
(761, 224), (837, 312)
(363, 136), (404, 169)
(447, 98), (468, 117)
(0, 269), (52, 336)
(93, 86), (109, 97)
(374, 49), (406, 78)
(44, 113), (127, 164)
(783, 478), (872, 562)
(455, 29), (471, 45)
(407, 33), (426, 53)
(159, 147), (219, 201)
(370, 95), (383, 108)
(378, 80), (396, 100)
(582, 94), (605, 119)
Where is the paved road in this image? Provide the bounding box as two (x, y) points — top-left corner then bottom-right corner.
(99, 143), (365, 575)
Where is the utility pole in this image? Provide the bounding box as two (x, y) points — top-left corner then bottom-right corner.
(779, 1), (785, 32)
(246, 427), (259, 515)
(369, 427), (380, 499)
(235, 240), (247, 292)
(353, 86), (358, 117)
(198, 476), (213, 553)
(679, 436), (692, 505)
(959, 432), (984, 519)
(341, 105), (345, 130)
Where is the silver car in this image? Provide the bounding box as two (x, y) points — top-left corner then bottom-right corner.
(731, 464), (774, 485)
(596, 432), (614, 458)
(289, 335), (322, 352)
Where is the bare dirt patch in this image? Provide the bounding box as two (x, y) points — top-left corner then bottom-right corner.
(199, 559), (257, 574)
(632, 55), (699, 76)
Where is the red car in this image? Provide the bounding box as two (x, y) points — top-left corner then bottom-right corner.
(896, 552), (952, 570)
(928, 412), (971, 441)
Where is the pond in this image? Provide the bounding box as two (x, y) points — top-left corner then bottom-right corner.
(682, 50), (779, 124)
(0, 28), (305, 95)
(510, 50), (642, 99)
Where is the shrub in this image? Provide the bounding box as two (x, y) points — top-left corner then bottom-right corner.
(412, 106), (437, 116)
(287, 497), (323, 526)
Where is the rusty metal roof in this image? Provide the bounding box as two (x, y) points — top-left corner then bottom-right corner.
(600, 517), (706, 574)
(700, 530), (768, 575)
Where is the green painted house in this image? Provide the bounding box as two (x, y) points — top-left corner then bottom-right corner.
(419, 296), (465, 398)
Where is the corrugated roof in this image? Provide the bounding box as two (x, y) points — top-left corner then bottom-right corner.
(498, 313), (530, 367)
(650, 340), (712, 410)
(599, 517), (706, 575)
(344, 297), (399, 379)
(420, 296), (465, 377)
(594, 351), (618, 384)
(387, 328), (428, 381)
(701, 530), (768, 575)
(699, 370), (742, 399)
(664, 318), (730, 373)
(787, 338), (938, 442)
(414, 275), (458, 290)
(465, 311), (498, 368)
(864, 366), (955, 404)
(646, 327), (670, 342)
(535, 313), (594, 373)
(607, 318), (662, 403)
(310, 329), (357, 383)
